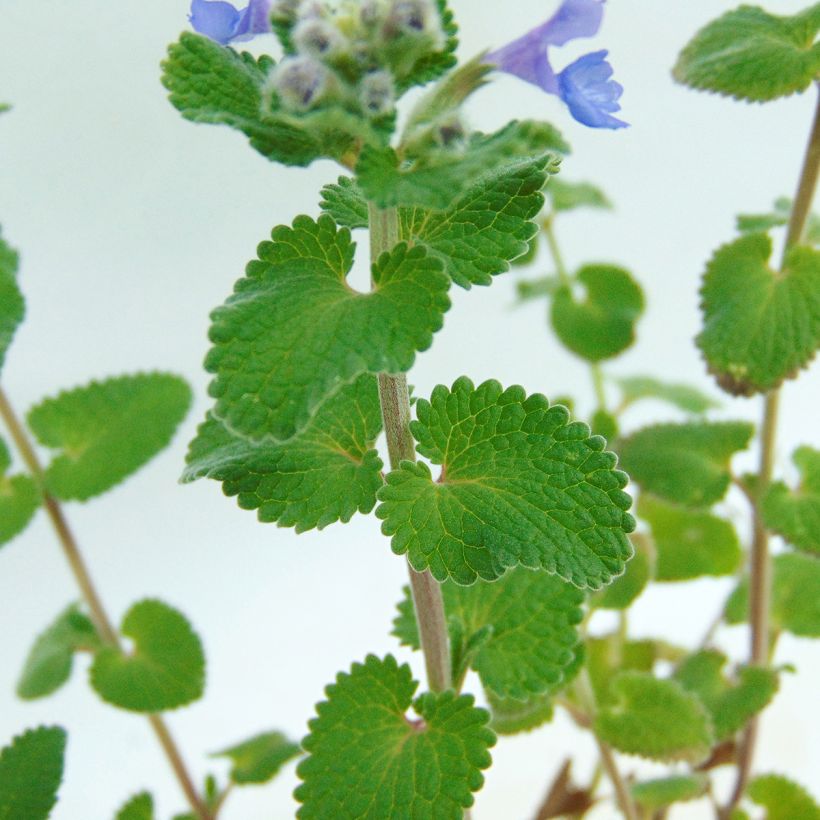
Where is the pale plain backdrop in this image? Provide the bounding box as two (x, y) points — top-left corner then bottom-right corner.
(0, 1), (818, 817)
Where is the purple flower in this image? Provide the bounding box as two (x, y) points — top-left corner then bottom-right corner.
(485, 0), (627, 129)
(189, 0), (272, 45)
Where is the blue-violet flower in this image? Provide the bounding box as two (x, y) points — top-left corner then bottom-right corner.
(189, 0), (272, 45)
(484, 0), (627, 129)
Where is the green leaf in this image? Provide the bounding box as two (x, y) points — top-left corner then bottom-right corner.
(399, 156), (549, 288)
(183, 374), (383, 532)
(319, 177), (368, 230)
(355, 121), (560, 210)
(394, 567), (583, 699)
(206, 215), (449, 442)
(762, 445), (820, 553)
(697, 233), (820, 396)
(162, 34), (355, 167)
(638, 494), (742, 581)
(0, 228), (23, 374)
(590, 408), (618, 442)
(0, 438), (40, 548)
(393, 0), (459, 92)
(673, 4), (820, 102)
(615, 375), (719, 415)
(0, 726), (66, 820)
(90, 599), (205, 712)
(590, 535), (652, 610)
(546, 179), (612, 213)
(737, 196), (820, 244)
(748, 774), (820, 820)
(295, 655), (495, 819)
(630, 774), (708, 810)
(115, 792), (154, 820)
(618, 421), (754, 507)
(0, 104), (10, 114)
(726, 552), (820, 637)
(376, 378), (635, 587)
(27, 373), (191, 501)
(17, 604), (101, 700)
(585, 635), (660, 704)
(673, 650), (778, 740)
(213, 731), (300, 785)
(516, 276), (561, 303)
(551, 265), (644, 361)
(594, 671), (714, 763)
(486, 689), (555, 736)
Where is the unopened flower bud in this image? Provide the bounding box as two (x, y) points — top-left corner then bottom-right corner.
(270, 0), (301, 20)
(359, 70), (395, 116)
(269, 56), (331, 110)
(386, 0), (440, 39)
(293, 18), (347, 58)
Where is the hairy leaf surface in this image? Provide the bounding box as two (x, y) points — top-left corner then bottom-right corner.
(590, 535), (652, 609)
(377, 378), (635, 587)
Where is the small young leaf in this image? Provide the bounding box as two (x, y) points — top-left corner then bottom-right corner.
(586, 635), (659, 704)
(206, 215), (449, 443)
(747, 774), (820, 820)
(551, 265), (644, 361)
(516, 276), (561, 303)
(697, 233), (820, 396)
(594, 671), (714, 763)
(27, 373), (191, 501)
(638, 494), (742, 581)
(615, 375), (719, 415)
(376, 378), (635, 588)
(673, 650), (779, 740)
(0, 726), (66, 820)
(618, 421), (754, 507)
(630, 774), (708, 810)
(673, 5), (820, 102)
(546, 178), (612, 213)
(0, 438), (40, 548)
(0, 228), (23, 373)
(590, 535), (653, 610)
(762, 445), (820, 553)
(725, 552), (820, 638)
(394, 567), (584, 699)
(17, 604), (101, 699)
(90, 600), (205, 712)
(319, 177), (369, 230)
(115, 792), (154, 820)
(737, 196), (820, 244)
(486, 689), (555, 736)
(295, 655), (495, 819)
(183, 374), (383, 532)
(213, 731), (300, 785)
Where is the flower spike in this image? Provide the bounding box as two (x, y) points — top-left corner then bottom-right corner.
(189, 0), (272, 45)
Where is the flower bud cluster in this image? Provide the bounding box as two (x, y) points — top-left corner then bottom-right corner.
(266, 0), (445, 119)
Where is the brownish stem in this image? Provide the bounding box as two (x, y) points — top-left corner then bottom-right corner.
(0, 388), (212, 820)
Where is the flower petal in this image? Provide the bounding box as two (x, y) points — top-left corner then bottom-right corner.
(189, 0), (242, 45)
(540, 0), (605, 46)
(558, 50), (628, 129)
(233, 0), (273, 41)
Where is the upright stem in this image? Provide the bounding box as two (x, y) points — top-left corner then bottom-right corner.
(0, 388), (212, 820)
(542, 215), (571, 287)
(368, 202), (452, 693)
(725, 86), (820, 816)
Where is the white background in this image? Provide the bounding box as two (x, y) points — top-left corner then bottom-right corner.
(0, 1), (818, 817)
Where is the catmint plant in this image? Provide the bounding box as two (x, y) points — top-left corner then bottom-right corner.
(1, 1), (819, 818)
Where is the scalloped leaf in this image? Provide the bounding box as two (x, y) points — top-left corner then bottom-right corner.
(595, 671), (714, 763)
(762, 445), (820, 553)
(394, 567), (583, 699)
(115, 792), (154, 820)
(17, 604), (101, 699)
(638, 494), (742, 581)
(748, 774), (820, 820)
(697, 233), (820, 396)
(551, 265), (644, 362)
(26, 373), (191, 501)
(295, 655), (495, 819)
(319, 177), (368, 230)
(673, 650), (779, 740)
(90, 600), (205, 712)
(376, 378), (635, 588)
(0, 726), (66, 820)
(590, 534), (653, 610)
(618, 421), (754, 507)
(0, 228), (23, 374)
(586, 635), (660, 704)
(615, 375), (719, 415)
(183, 374), (382, 532)
(673, 5), (820, 102)
(546, 178), (612, 213)
(213, 731), (300, 785)
(725, 552), (820, 637)
(206, 215), (449, 443)
(631, 774), (708, 810)
(0, 437), (40, 548)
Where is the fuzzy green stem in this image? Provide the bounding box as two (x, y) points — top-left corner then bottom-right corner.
(368, 202), (452, 693)
(724, 85), (820, 818)
(0, 387), (213, 820)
